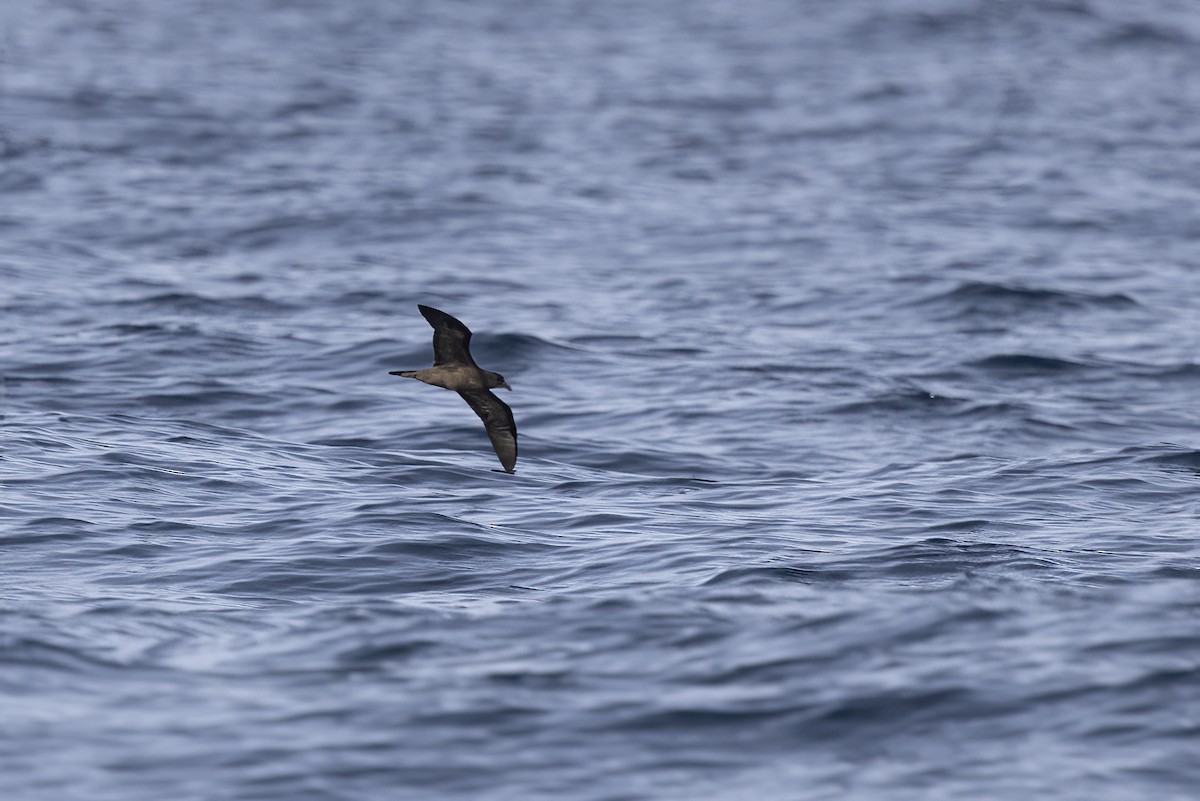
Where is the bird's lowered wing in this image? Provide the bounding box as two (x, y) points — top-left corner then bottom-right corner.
(458, 389), (518, 473)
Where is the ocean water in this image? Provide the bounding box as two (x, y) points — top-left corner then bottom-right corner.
(2, 1), (1199, 798)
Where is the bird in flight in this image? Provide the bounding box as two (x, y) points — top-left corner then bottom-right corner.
(390, 305), (518, 473)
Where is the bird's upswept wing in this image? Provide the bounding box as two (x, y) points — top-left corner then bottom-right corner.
(458, 389), (518, 473)
(419, 304), (476, 366)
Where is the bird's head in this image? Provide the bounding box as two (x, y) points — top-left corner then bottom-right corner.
(487, 371), (512, 391)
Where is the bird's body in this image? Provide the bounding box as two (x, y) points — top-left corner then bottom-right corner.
(390, 305), (518, 473)
(395, 363), (498, 392)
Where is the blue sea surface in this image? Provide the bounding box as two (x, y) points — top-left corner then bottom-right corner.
(2, 1), (1199, 799)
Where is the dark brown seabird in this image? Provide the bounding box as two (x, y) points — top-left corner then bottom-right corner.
(390, 305), (518, 473)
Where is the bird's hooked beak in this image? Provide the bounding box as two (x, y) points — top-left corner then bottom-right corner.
(501, 380), (512, 391)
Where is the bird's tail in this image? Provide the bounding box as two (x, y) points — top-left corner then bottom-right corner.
(389, 370), (420, 378)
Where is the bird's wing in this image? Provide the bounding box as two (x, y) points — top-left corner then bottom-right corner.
(419, 304), (476, 366)
(458, 389), (518, 473)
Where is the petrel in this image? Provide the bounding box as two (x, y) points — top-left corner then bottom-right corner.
(390, 305), (518, 473)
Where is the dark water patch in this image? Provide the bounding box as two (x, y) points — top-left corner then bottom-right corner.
(329, 289), (390, 307)
(920, 518), (998, 534)
(110, 292), (296, 315)
(327, 397), (385, 414)
(913, 280), (1139, 319)
(804, 686), (982, 740)
(627, 346), (707, 359)
(865, 538), (1066, 580)
(603, 705), (796, 736)
(1150, 563), (1200, 581)
(968, 353), (1092, 375)
(337, 638), (437, 668)
(0, 171), (43, 193)
(472, 332), (581, 362)
(3, 516), (94, 545)
(1128, 362), (1200, 383)
(853, 5), (1001, 41)
(554, 510), (648, 532)
(126, 520), (212, 535)
(1135, 448), (1200, 472)
(408, 705), (547, 729)
(567, 334), (655, 350)
(140, 388), (273, 410)
(227, 214), (358, 251)
(729, 363), (823, 376)
(102, 542), (174, 559)
(5, 361), (93, 377)
(0, 635), (127, 673)
(831, 387), (972, 417)
(551, 475), (718, 496)
(345, 505), (467, 527)
(272, 89), (358, 120)
(309, 435), (383, 448)
(827, 385), (1034, 425)
(215, 563), (502, 597)
(98, 325), (266, 361)
(360, 533), (551, 561)
(555, 444), (724, 479)
(1081, 634), (1200, 659)
(97, 449), (207, 472)
(702, 564), (854, 587)
(0, 132), (53, 161)
(3, 467), (130, 488)
(99, 322), (171, 336)
(1093, 21), (1195, 49)
(313, 337), (415, 374)
(629, 91), (776, 115)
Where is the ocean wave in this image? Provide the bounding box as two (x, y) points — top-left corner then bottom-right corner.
(913, 281), (1139, 318)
